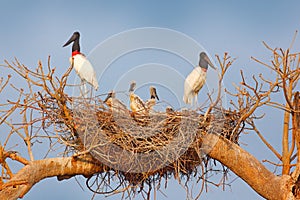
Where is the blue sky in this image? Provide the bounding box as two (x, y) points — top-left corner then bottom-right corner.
(1, 1), (300, 199)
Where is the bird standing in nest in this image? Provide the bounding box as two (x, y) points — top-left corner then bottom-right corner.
(145, 86), (159, 112)
(104, 91), (128, 113)
(129, 81), (148, 115)
(183, 52), (216, 105)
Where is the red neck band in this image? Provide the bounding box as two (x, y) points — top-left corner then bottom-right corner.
(72, 50), (81, 57)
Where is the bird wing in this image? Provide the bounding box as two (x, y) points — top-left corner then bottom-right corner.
(130, 94), (147, 114)
(183, 67), (206, 104)
(193, 69), (206, 93)
(72, 54), (99, 90)
(145, 99), (155, 110)
(112, 98), (127, 112)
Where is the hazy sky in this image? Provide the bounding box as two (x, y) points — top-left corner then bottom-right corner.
(1, 1), (300, 199)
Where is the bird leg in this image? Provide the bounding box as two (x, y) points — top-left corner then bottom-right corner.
(88, 87), (94, 99)
(193, 94), (198, 109)
(79, 80), (88, 98)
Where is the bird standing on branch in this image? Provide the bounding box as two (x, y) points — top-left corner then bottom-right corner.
(63, 31), (99, 94)
(183, 52), (216, 105)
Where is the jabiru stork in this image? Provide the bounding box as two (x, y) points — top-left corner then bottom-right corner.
(183, 52), (216, 105)
(63, 31), (99, 94)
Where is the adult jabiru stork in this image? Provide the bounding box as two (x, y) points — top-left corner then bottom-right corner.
(183, 52), (216, 105)
(63, 31), (99, 94)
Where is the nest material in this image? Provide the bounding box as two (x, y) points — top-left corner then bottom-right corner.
(67, 98), (241, 196)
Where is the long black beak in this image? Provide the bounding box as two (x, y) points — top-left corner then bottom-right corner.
(63, 33), (77, 47)
(204, 55), (216, 70)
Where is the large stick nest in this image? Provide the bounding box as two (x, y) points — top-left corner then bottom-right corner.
(56, 97), (242, 197)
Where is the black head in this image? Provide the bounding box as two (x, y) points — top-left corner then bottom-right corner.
(166, 106), (174, 113)
(63, 31), (80, 52)
(199, 52), (216, 70)
(104, 91), (115, 103)
(150, 86), (159, 100)
(129, 81), (136, 92)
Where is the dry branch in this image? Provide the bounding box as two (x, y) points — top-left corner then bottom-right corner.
(0, 41), (299, 200)
(0, 154), (104, 200)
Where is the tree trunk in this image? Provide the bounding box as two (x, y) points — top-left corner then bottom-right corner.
(0, 135), (296, 200)
(202, 133), (294, 200)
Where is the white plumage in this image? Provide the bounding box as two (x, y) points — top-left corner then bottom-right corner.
(183, 67), (207, 105)
(104, 91), (127, 113)
(63, 31), (99, 91)
(183, 52), (216, 105)
(69, 54), (99, 90)
(129, 81), (148, 115)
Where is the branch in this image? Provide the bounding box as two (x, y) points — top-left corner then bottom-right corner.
(248, 119), (282, 160)
(0, 154), (104, 200)
(201, 134), (288, 200)
(204, 53), (236, 118)
(291, 92), (300, 180)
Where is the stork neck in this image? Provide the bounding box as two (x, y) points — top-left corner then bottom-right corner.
(72, 38), (80, 53)
(72, 50), (81, 57)
(201, 67), (207, 72)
